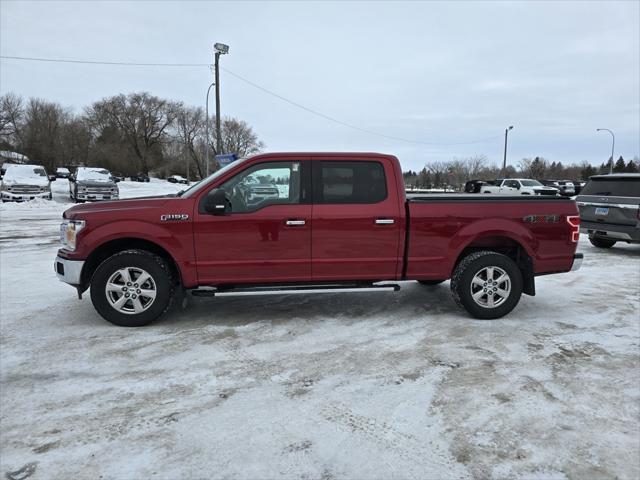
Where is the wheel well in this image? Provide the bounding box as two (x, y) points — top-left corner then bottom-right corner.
(453, 236), (535, 296)
(80, 238), (182, 291)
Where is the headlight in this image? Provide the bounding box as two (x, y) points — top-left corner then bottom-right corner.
(60, 220), (86, 251)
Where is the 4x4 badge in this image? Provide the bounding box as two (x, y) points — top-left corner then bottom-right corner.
(160, 214), (189, 221)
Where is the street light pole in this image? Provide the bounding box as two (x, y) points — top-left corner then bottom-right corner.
(205, 82), (215, 177)
(214, 51), (222, 158)
(596, 128), (615, 174)
(501, 126), (514, 178)
(213, 43), (229, 166)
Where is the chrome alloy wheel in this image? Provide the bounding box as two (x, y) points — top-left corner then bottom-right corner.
(470, 266), (511, 309)
(105, 267), (157, 315)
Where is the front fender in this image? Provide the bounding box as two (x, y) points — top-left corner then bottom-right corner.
(75, 219), (196, 286)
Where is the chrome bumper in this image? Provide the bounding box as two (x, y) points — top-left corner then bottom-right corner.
(54, 256), (85, 285)
(571, 253), (583, 272)
(2, 191), (50, 201)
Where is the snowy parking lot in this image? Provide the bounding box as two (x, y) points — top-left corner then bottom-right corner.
(1, 179), (639, 479)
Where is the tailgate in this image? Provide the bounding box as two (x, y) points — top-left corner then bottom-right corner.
(577, 177), (640, 227)
(577, 195), (639, 226)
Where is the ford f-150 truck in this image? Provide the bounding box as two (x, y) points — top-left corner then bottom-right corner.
(55, 152), (582, 327)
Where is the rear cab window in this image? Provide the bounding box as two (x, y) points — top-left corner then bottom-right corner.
(315, 161), (387, 204)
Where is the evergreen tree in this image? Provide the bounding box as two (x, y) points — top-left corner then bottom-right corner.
(613, 156), (626, 173)
(625, 159), (638, 173)
(581, 164), (597, 180)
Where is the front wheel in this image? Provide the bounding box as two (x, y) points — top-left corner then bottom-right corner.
(451, 251), (523, 319)
(90, 250), (175, 327)
(589, 236), (616, 249)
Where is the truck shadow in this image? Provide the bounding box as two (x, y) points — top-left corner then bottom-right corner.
(160, 281), (458, 328)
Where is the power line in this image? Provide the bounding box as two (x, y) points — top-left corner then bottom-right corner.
(1, 54), (502, 146)
(0, 55), (210, 67)
(220, 67), (502, 146)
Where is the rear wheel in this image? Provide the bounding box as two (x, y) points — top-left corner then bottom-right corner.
(90, 250), (175, 327)
(589, 236), (616, 249)
(451, 251), (523, 319)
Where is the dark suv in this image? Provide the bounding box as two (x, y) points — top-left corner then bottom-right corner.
(576, 173), (640, 248)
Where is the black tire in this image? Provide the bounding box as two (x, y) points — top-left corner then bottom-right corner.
(418, 279), (445, 286)
(450, 250), (523, 320)
(589, 236), (616, 249)
(90, 249), (175, 327)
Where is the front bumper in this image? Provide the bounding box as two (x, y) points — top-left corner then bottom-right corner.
(571, 253), (583, 272)
(2, 191), (50, 201)
(76, 193), (118, 201)
(580, 221), (640, 242)
(54, 255), (85, 285)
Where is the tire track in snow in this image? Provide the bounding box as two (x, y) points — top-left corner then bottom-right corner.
(320, 402), (470, 479)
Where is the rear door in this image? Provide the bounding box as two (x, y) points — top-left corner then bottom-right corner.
(311, 157), (402, 281)
(577, 177), (640, 227)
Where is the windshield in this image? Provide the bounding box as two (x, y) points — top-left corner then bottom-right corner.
(4, 165), (47, 179)
(77, 168), (111, 181)
(580, 178), (640, 197)
(180, 157), (250, 198)
(520, 180), (543, 187)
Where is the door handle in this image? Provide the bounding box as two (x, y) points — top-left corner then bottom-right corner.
(375, 219), (395, 225)
(285, 219), (306, 226)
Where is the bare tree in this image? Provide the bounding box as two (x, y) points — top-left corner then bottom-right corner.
(173, 104), (206, 179)
(218, 118), (265, 158)
(87, 92), (179, 173)
(0, 92), (25, 145)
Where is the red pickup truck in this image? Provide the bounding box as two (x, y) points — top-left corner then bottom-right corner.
(55, 152), (582, 326)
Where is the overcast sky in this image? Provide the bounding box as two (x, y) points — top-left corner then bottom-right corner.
(1, 0), (638, 171)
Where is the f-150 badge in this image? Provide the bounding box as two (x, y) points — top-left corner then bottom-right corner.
(160, 214), (189, 221)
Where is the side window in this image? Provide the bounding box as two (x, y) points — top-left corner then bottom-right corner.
(505, 180), (519, 189)
(318, 161), (387, 204)
(218, 161), (301, 213)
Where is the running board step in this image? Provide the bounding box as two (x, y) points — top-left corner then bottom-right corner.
(190, 283), (401, 297)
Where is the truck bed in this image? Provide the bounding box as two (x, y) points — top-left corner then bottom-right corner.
(405, 194), (577, 280)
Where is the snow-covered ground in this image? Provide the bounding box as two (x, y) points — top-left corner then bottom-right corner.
(1, 179), (639, 480)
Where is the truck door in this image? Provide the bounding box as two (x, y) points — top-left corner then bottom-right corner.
(311, 157), (402, 281)
(192, 159), (312, 284)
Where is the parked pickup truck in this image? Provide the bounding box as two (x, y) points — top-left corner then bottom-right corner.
(480, 178), (559, 196)
(54, 152), (582, 327)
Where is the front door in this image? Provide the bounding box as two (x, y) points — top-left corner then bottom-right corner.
(311, 157), (402, 281)
(193, 159), (312, 284)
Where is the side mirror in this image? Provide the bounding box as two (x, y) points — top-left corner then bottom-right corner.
(48, 175), (56, 181)
(516, 184), (521, 189)
(204, 188), (230, 215)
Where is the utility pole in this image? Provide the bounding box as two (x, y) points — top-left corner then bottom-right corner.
(501, 126), (514, 178)
(596, 128), (615, 174)
(205, 82), (215, 176)
(213, 43), (229, 167)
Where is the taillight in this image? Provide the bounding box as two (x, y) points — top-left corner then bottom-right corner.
(567, 215), (580, 243)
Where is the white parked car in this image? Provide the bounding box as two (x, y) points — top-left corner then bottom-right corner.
(56, 167), (71, 179)
(480, 178), (559, 196)
(0, 164), (52, 202)
(167, 175), (189, 184)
